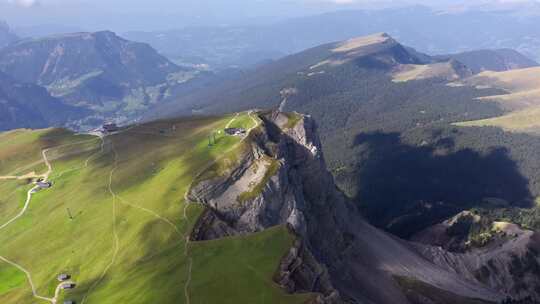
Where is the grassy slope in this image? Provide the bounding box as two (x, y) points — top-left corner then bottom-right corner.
(456, 106), (540, 133)
(190, 226), (312, 304)
(0, 113), (311, 304)
(0, 180), (31, 225)
(0, 128), (95, 176)
(455, 67), (540, 133)
(0, 263), (26, 297)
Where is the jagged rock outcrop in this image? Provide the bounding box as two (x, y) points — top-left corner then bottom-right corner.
(188, 110), (507, 304)
(414, 213), (540, 302)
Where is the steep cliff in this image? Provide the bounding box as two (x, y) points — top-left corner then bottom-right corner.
(187, 110), (515, 304)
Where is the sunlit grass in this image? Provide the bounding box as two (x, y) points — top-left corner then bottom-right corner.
(0, 113), (306, 304)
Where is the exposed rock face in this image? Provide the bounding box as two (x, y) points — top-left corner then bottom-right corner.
(188, 111), (506, 304)
(414, 212), (540, 302)
(411, 211), (483, 252)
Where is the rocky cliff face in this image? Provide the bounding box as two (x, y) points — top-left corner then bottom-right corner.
(188, 110), (527, 304)
(413, 211), (540, 302)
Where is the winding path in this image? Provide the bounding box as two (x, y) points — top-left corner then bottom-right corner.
(0, 137), (102, 303)
(0, 147), (54, 230)
(117, 195), (182, 236)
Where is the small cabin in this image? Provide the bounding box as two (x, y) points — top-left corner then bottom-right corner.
(57, 274), (70, 281)
(224, 128), (246, 136)
(102, 123), (119, 133)
(61, 283), (76, 290)
(36, 181), (52, 189)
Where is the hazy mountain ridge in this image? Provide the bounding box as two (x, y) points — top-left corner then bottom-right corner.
(145, 32), (432, 118)
(0, 21), (18, 49)
(0, 71), (86, 131)
(145, 33), (481, 120)
(0, 31), (182, 86)
(435, 49), (539, 74)
(124, 6), (540, 69)
(0, 30), (199, 130)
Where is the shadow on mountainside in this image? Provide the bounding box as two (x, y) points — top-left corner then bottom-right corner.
(351, 131), (534, 238)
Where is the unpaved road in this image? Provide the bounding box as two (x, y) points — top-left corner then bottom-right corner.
(0, 138), (100, 231)
(0, 147), (55, 230)
(0, 137), (101, 303)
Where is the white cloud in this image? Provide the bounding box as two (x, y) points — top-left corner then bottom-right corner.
(5, 0), (40, 7)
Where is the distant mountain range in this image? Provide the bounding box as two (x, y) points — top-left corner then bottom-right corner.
(144, 32), (498, 117)
(0, 30), (199, 130)
(13, 24), (86, 40)
(0, 71), (86, 130)
(0, 21), (18, 49)
(436, 49), (539, 74)
(124, 6), (540, 69)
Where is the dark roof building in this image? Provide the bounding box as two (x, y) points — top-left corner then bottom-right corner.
(36, 181), (52, 189)
(224, 128), (246, 136)
(57, 273), (70, 281)
(64, 301), (76, 304)
(61, 283), (76, 290)
(103, 123), (119, 133)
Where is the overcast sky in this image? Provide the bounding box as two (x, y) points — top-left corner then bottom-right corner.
(1, 0), (539, 31)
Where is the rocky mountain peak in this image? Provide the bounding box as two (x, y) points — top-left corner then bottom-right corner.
(331, 32), (396, 54)
(186, 110), (521, 304)
(308, 32), (421, 71)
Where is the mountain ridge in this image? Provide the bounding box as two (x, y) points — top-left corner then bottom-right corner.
(435, 49), (539, 74)
(123, 6), (540, 68)
(0, 71), (87, 131)
(0, 30), (198, 130)
(0, 21), (18, 48)
(144, 32), (430, 119)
